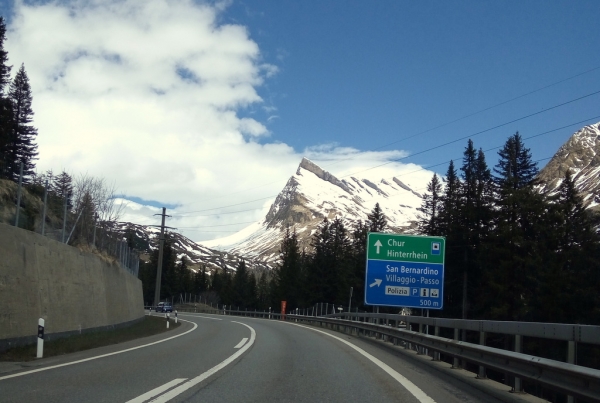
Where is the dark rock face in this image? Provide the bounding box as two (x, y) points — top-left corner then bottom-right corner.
(538, 122), (600, 206)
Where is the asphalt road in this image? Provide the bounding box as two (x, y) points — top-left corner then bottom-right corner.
(0, 313), (505, 403)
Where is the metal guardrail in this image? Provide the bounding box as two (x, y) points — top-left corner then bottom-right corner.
(185, 309), (600, 402)
(343, 312), (600, 344)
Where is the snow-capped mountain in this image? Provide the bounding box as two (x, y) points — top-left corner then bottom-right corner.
(538, 122), (600, 208)
(108, 221), (272, 272)
(202, 157), (429, 263)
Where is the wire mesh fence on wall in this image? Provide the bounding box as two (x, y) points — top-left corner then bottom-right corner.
(1, 159), (140, 277)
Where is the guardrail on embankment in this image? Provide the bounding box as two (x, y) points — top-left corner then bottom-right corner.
(173, 308), (600, 403)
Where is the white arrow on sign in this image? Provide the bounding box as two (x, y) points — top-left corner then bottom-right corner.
(374, 240), (383, 254)
(369, 279), (382, 288)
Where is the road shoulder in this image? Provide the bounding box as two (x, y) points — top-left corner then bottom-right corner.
(0, 317), (194, 378)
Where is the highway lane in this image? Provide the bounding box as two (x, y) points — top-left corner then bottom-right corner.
(0, 313), (504, 402)
(0, 315), (250, 402)
(168, 315), (504, 403)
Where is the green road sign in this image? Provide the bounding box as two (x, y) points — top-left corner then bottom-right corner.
(365, 233), (445, 309)
(367, 233), (445, 264)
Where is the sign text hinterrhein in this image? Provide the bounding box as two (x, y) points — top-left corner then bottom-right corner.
(365, 233), (445, 309)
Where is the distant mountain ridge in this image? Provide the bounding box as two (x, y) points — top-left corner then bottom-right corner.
(538, 122), (600, 208)
(109, 221), (272, 273)
(201, 157), (428, 263)
(117, 122), (600, 271)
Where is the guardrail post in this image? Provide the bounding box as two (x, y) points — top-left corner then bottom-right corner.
(433, 326), (440, 361)
(512, 335), (523, 393)
(384, 317), (389, 342)
(405, 321), (411, 350)
(417, 323), (424, 355)
(452, 328), (460, 369)
(567, 340), (576, 403)
(477, 331), (487, 379)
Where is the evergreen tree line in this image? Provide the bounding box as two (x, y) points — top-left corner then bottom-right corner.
(271, 205), (388, 313)
(0, 16), (38, 182)
(138, 235), (211, 306)
(418, 134), (600, 324)
(0, 17), (124, 248)
(139, 204), (390, 312)
(155, 133), (599, 326)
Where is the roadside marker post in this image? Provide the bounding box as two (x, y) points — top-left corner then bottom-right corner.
(365, 233), (445, 310)
(175, 310), (178, 324)
(36, 318), (44, 359)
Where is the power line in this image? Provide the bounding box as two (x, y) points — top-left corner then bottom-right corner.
(171, 92), (600, 217)
(380, 115), (600, 193)
(340, 89), (600, 178)
(179, 230), (242, 233)
(166, 65), (600, 209)
(301, 65), (600, 171)
(173, 207), (264, 218)
(175, 197), (273, 215)
(175, 115), (600, 225)
(177, 221), (257, 228)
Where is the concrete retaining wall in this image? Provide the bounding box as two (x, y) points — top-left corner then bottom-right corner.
(0, 223), (144, 351)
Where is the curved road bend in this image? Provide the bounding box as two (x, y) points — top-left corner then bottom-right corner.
(0, 313), (503, 403)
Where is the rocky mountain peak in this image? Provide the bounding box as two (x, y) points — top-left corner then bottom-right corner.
(538, 122), (600, 206)
(297, 157), (352, 194)
(203, 157), (428, 263)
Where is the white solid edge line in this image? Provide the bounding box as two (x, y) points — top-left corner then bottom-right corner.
(234, 338), (248, 349)
(125, 378), (188, 403)
(147, 321), (256, 403)
(287, 322), (436, 403)
(0, 319), (198, 382)
(176, 313), (222, 321)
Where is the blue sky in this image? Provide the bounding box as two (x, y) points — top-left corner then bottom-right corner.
(224, 0), (600, 170)
(2, 0), (600, 240)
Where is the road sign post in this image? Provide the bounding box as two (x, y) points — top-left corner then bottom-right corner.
(365, 233), (445, 309)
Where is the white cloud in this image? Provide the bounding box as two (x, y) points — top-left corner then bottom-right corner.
(6, 0), (433, 243)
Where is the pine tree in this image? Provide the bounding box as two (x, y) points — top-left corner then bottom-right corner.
(535, 170), (600, 323)
(256, 271), (270, 310)
(494, 132), (538, 191)
(0, 16), (12, 177)
(328, 217), (352, 304)
(221, 269), (234, 306)
(439, 160), (461, 235)
(417, 173), (443, 235)
(350, 220), (368, 311)
(275, 227), (302, 308)
(306, 219), (332, 304)
(138, 260), (156, 305)
(52, 171), (74, 210)
(0, 97), (12, 178)
(233, 260), (249, 308)
(193, 265), (208, 296)
(175, 257), (191, 297)
(457, 141), (494, 318)
(367, 203), (387, 233)
(7, 64), (38, 182)
(0, 17), (10, 93)
(246, 273), (257, 309)
(438, 159), (463, 317)
(483, 133), (546, 321)
(211, 269), (223, 301)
